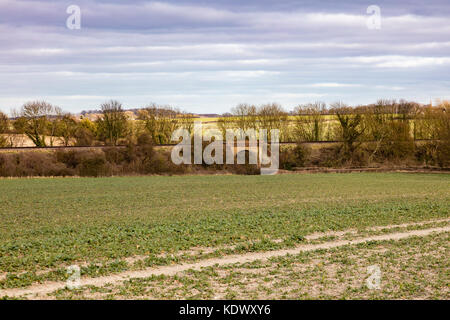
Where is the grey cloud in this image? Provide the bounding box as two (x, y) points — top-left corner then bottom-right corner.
(0, 0), (449, 113)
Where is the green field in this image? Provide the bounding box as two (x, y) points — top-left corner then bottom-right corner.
(0, 173), (449, 298)
(51, 232), (449, 300)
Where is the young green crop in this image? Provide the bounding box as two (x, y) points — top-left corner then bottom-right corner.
(0, 173), (448, 285)
(48, 232), (450, 300)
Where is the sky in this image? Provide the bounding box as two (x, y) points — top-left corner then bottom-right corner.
(0, 0), (449, 114)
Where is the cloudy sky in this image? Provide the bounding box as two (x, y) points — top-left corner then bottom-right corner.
(0, 0), (449, 114)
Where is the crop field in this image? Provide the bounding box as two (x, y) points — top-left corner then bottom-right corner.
(0, 173), (449, 299)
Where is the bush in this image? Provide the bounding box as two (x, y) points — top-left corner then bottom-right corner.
(56, 150), (79, 168)
(415, 142), (438, 166)
(0, 154), (14, 176)
(348, 148), (369, 167)
(231, 163), (260, 175)
(436, 141), (450, 167)
(139, 153), (168, 174)
(103, 147), (126, 165)
(280, 144), (310, 170)
(0, 152), (74, 177)
(376, 122), (415, 161)
(74, 122), (96, 146)
(77, 153), (109, 177)
(229, 149), (260, 175)
(314, 145), (343, 167)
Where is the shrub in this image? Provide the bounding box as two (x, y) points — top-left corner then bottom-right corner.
(74, 127), (95, 146)
(331, 105), (365, 160)
(230, 149), (260, 175)
(436, 141), (450, 167)
(280, 144), (310, 170)
(415, 142), (438, 166)
(77, 152), (109, 177)
(0, 152), (74, 177)
(232, 163), (260, 175)
(376, 121), (415, 161)
(103, 147), (126, 165)
(315, 145), (344, 167)
(56, 150), (79, 168)
(0, 112), (10, 147)
(0, 154), (13, 176)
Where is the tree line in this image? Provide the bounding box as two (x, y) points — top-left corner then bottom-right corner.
(0, 99), (448, 169)
(0, 100), (196, 148)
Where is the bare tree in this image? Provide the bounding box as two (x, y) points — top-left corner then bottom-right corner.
(0, 111), (10, 147)
(13, 101), (60, 147)
(257, 103), (288, 140)
(330, 102), (366, 158)
(178, 112), (195, 135)
(47, 106), (63, 146)
(56, 114), (78, 146)
(96, 100), (129, 146)
(217, 115), (234, 138)
(231, 104), (258, 132)
(74, 118), (97, 146)
(418, 101), (450, 166)
(138, 104), (180, 144)
(362, 100), (415, 161)
(294, 102), (326, 142)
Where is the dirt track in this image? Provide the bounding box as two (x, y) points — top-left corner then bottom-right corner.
(1, 224), (448, 299)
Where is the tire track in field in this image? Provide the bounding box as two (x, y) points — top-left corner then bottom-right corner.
(2, 217), (448, 282)
(0, 218), (450, 281)
(1, 225), (449, 299)
(304, 217), (450, 240)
